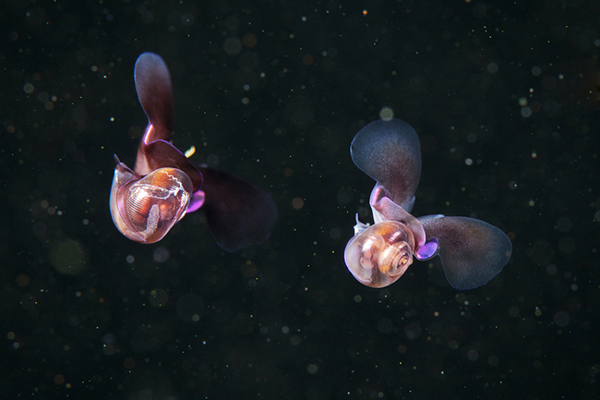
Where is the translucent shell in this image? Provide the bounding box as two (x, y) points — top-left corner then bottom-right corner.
(111, 167), (192, 243)
(344, 221), (416, 288)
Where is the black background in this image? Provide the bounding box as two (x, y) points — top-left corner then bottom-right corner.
(2, 0), (599, 399)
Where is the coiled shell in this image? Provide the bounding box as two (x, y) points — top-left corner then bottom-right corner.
(344, 221), (416, 288)
(110, 166), (192, 243)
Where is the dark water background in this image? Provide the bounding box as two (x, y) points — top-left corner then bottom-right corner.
(2, 0), (599, 398)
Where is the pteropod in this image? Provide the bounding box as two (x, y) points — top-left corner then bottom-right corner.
(110, 53), (277, 251)
(344, 119), (512, 290)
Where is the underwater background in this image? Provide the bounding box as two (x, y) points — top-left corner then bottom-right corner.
(2, 0), (599, 398)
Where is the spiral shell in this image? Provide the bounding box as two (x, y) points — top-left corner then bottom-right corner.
(111, 167), (192, 243)
(344, 221), (416, 288)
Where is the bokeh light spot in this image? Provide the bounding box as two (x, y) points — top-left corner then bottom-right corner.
(51, 239), (88, 275)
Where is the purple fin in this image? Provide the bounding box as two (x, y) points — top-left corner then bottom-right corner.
(134, 52), (174, 142)
(421, 216), (512, 290)
(199, 167), (277, 252)
(350, 119), (421, 212)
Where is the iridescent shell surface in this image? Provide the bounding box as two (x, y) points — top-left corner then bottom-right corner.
(344, 221), (416, 288)
(110, 167), (192, 243)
